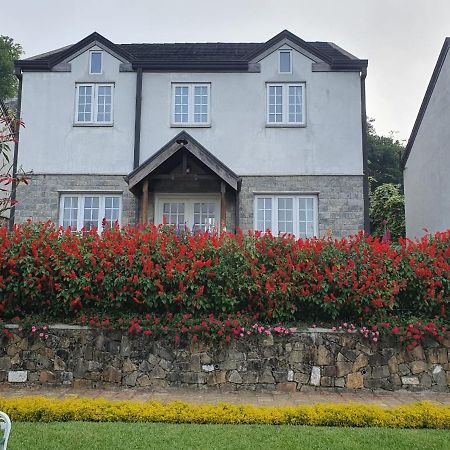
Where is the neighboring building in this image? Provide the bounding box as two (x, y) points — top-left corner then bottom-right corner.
(0, 99), (14, 226)
(13, 30), (368, 237)
(402, 38), (450, 238)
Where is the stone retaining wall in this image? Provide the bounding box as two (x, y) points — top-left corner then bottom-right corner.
(1, 326), (449, 392)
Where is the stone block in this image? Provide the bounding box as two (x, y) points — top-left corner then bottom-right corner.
(388, 356), (398, 374)
(277, 382), (297, 393)
(287, 369), (294, 382)
(401, 376), (420, 386)
(316, 345), (333, 365)
(259, 369), (275, 384)
(336, 361), (353, 377)
(39, 370), (55, 383)
(310, 366), (321, 386)
(228, 370), (242, 384)
(372, 365), (390, 379)
(73, 379), (92, 389)
(335, 377), (345, 388)
(320, 377), (333, 387)
(59, 371), (73, 386)
(150, 365), (166, 379)
(120, 336), (131, 356)
(347, 372), (363, 389)
(409, 360), (428, 374)
(136, 375), (152, 387)
(352, 354), (368, 372)
(207, 371), (227, 386)
(102, 366), (122, 383)
(123, 371), (138, 386)
(123, 359), (137, 373)
(432, 365), (447, 386)
(294, 372), (310, 384)
(8, 370), (27, 383)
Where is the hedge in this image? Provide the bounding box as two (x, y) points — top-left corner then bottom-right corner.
(0, 222), (449, 345)
(0, 397), (449, 428)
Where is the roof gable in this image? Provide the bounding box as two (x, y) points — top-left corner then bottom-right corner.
(126, 131), (240, 191)
(402, 38), (450, 168)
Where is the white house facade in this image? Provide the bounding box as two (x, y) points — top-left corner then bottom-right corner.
(12, 30), (368, 237)
(403, 38), (450, 238)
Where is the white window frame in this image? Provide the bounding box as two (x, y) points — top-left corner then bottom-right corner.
(155, 194), (220, 231)
(278, 49), (292, 74)
(89, 50), (103, 74)
(254, 194), (318, 238)
(266, 82), (306, 127)
(59, 193), (122, 231)
(75, 83), (114, 125)
(171, 83), (211, 127)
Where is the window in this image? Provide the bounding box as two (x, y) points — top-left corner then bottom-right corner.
(172, 84), (210, 126)
(75, 84), (113, 124)
(157, 195), (219, 232)
(255, 195), (318, 238)
(266, 83), (305, 126)
(89, 51), (103, 74)
(279, 50), (292, 73)
(60, 194), (122, 230)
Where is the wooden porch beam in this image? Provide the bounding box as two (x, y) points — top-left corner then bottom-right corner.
(220, 181), (227, 231)
(141, 179), (149, 224)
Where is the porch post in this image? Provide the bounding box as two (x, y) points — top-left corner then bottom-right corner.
(141, 179), (149, 224)
(220, 181), (227, 231)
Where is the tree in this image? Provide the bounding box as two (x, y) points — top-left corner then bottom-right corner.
(0, 36), (23, 101)
(370, 183), (405, 240)
(367, 119), (404, 190)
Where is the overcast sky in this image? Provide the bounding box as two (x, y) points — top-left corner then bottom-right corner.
(3, 0), (450, 141)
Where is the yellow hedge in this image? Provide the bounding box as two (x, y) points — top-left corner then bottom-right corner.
(0, 397), (449, 429)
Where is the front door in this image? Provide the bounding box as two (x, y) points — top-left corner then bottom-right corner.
(155, 194), (220, 233)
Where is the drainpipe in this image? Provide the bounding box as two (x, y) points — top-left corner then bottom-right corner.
(234, 179), (241, 233)
(8, 69), (23, 231)
(133, 68), (143, 225)
(360, 67), (370, 233)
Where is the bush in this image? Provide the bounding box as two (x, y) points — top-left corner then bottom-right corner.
(0, 397), (449, 428)
(0, 222), (448, 331)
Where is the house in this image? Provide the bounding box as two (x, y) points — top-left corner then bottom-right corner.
(402, 38), (450, 238)
(12, 30), (368, 237)
(0, 99), (14, 226)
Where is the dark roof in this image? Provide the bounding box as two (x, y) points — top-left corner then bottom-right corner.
(402, 38), (450, 168)
(16, 30), (367, 72)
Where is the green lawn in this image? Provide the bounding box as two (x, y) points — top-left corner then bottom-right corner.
(6, 422), (450, 450)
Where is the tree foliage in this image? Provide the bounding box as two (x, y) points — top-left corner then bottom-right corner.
(0, 36), (23, 101)
(370, 183), (405, 240)
(367, 119), (404, 190)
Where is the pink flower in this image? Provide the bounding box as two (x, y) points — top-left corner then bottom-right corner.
(331, 327), (337, 332)
(31, 326), (37, 333)
(39, 332), (44, 337)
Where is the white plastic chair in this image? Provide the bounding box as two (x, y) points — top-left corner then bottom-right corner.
(0, 412), (11, 450)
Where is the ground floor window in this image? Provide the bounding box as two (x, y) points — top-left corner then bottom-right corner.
(59, 194), (122, 230)
(155, 194), (220, 233)
(254, 194), (318, 238)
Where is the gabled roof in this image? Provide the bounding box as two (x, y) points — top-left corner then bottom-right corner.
(16, 30), (367, 72)
(16, 32), (134, 70)
(402, 38), (450, 168)
(125, 131), (240, 191)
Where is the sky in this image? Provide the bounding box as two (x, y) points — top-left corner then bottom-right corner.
(3, 0), (450, 142)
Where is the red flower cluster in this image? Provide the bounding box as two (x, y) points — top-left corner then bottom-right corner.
(0, 222), (448, 338)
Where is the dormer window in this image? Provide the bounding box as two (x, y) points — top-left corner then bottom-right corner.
(279, 50), (292, 74)
(89, 51), (103, 74)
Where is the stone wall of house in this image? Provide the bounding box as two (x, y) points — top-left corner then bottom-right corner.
(1, 326), (448, 392)
(239, 175), (365, 237)
(14, 174), (136, 226)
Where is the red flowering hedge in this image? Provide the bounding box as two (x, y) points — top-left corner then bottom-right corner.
(0, 222), (448, 332)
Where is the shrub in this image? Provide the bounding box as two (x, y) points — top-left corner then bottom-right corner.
(0, 397), (449, 428)
(0, 222), (448, 342)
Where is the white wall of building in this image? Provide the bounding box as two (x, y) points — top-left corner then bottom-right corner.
(404, 49), (450, 238)
(18, 46), (136, 174)
(18, 44), (363, 176)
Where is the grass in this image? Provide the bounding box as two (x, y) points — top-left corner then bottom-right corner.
(6, 422), (450, 450)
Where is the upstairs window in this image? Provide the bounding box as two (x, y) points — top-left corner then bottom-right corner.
(266, 83), (305, 126)
(89, 51), (103, 74)
(75, 83), (114, 124)
(279, 50), (292, 73)
(172, 83), (210, 126)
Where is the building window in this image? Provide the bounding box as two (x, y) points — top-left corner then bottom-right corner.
(60, 194), (122, 230)
(75, 84), (113, 124)
(255, 195), (318, 238)
(156, 195), (219, 232)
(279, 50), (292, 73)
(172, 83), (210, 126)
(266, 83), (305, 126)
(89, 51), (103, 74)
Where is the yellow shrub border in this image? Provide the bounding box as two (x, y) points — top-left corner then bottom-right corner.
(0, 397), (449, 429)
